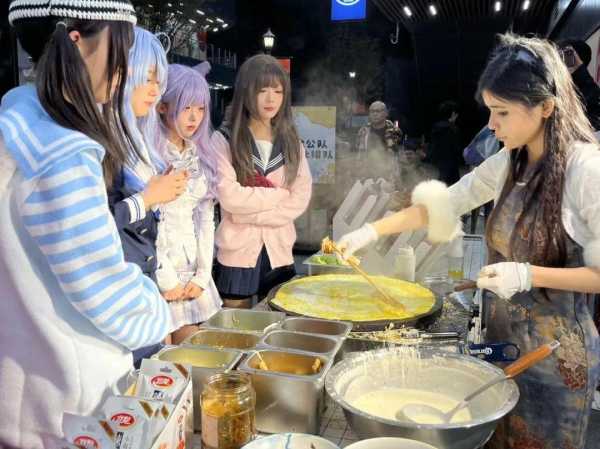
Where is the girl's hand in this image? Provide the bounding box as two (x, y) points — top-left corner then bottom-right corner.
(142, 168), (189, 209)
(183, 281), (203, 299)
(163, 284), (186, 301)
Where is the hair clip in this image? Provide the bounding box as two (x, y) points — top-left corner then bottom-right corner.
(154, 32), (171, 54)
(514, 48), (537, 64)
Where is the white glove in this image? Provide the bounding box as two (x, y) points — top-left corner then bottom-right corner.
(337, 223), (379, 262)
(476, 262), (532, 299)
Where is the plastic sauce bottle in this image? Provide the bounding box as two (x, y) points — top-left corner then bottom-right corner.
(394, 245), (416, 282)
(448, 232), (464, 281)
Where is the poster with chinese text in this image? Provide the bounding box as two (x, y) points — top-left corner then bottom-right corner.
(293, 106), (336, 184)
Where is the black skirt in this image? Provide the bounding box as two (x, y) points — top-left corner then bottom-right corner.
(214, 247), (296, 298)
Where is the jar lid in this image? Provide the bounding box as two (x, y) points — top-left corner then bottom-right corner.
(206, 372), (252, 395)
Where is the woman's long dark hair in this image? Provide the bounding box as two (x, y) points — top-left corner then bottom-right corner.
(477, 33), (597, 267)
(226, 54), (300, 186)
(14, 17), (138, 186)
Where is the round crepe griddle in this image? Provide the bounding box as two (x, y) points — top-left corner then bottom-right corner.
(266, 274), (443, 331)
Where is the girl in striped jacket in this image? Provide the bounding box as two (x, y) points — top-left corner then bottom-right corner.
(0, 2), (172, 447)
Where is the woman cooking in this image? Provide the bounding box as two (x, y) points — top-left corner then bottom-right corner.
(338, 34), (600, 449)
(0, 1), (172, 447)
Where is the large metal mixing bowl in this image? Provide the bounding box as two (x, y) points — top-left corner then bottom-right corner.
(325, 348), (519, 449)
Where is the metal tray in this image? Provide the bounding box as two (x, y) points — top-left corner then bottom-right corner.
(154, 345), (243, 431)
(237, 348), (332, 434)
(258, 330), (342, 357)
(183, 328), (260, 352)
(279, 317), (352, 338)
(303, 251), (354, 276)
(201, 308), (285, 335)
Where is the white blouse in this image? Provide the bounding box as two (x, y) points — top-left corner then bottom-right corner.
(447, 141), (600, 267)
(155, 140), (216, 291)
(255, 139), (273, 166)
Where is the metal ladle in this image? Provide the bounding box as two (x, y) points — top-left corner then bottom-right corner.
(395, 340), (560, 424)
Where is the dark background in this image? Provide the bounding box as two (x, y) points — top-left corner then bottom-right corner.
(1, 0), (599, 144)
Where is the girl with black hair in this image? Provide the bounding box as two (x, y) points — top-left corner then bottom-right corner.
(212, 54), (312, 308)
(338, 34), (600, 448)
(0, 2), (172, 447)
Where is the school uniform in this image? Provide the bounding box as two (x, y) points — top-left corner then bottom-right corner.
(212, 129), (312, 298)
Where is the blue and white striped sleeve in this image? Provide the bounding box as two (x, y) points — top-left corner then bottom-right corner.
(19, 150), (172, 350)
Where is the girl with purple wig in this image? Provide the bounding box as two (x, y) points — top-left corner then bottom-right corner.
(153, 63), (221, 344)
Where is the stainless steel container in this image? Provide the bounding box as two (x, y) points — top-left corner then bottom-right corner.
(325, 348), (519, 449)
(303, 251), (354, 276)
(155, 345), (243, 431)
(183, 328), (260, 352)
(279, 317), (352, 338)
(258, 330), (342, 357)
(237, 349), (332, 434)
(340, 332), (462, 359)
(202, 308), (285, 335)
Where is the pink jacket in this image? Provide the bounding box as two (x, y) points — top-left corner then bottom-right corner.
(212, 131), (312, 268)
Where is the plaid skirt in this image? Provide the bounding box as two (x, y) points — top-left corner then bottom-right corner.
(214, 247), (295, 299)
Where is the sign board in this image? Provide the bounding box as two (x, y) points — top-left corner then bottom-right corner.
(331, 0), (367, 21)
(293, 106), (336, 184)
(277, 58), (291, 74)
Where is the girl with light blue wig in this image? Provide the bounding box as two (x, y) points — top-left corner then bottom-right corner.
(151, 63), (222, 344)
(121, 26), (168, 190)
(108, 27), (190, 354)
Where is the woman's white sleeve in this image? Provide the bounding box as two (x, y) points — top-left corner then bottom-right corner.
(447, 149), (508, 216)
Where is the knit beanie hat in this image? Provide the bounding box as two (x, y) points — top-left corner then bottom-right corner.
(9, 0), (137, 26)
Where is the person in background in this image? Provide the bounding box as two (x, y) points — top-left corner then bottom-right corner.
(463, 125), (501, 167)
(558, 39), (600, 130)
(355, 101), (403, 185)
(0, 2), (172, 447)
(152, 63), (222, 344)
(338, 34), (600, 449)
(428, 100), (462, 186)
(356, 101), (403, 156)
(212, 54), (312, 309)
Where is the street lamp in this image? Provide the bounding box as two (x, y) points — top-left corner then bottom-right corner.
(263, 29), (275, 54)
(349, 71), (356, 79)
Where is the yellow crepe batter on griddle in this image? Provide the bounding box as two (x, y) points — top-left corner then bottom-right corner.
(272, 274), (436, 321)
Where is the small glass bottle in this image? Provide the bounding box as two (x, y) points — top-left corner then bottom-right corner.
(201, 372), (256, 449)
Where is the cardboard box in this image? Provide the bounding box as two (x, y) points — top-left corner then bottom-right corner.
(126, 378), (194, 449)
